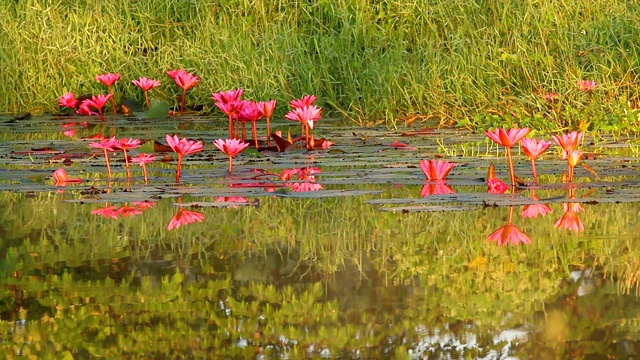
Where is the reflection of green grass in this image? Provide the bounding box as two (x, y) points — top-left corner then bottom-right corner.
(3, 1), (640, 128)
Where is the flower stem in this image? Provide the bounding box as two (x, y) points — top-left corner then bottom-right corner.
(108, 86), (117, 114)
(568, 163), (574, 183)
(142, 164), (148, 183)
(180, 89), (186, 115)
(103, 149), (112, 178)
(531, 159), (538, 183)
(123, 149), (131, 179)
(251, 121), (259, 149)
(228, 155), (233, 173)
(176, 155), (183, 183)
(505, 147), (516, 186)
(228, 114), (234, 139)
(266, 116), (271, 146)
(144, 91), (150, 108)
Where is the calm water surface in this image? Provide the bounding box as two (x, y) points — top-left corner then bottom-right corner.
(2, 115), (640, 359)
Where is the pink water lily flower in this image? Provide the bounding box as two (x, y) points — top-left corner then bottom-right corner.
(485, 127), (530, 186)
(52, 168), (82, 186)
(131, 153), (156, 183)
(168, 208), (205, 230)
(112, 138), (142, 179)
(89, 136), (119, 178)
(132, 77), (161, 108)
(552, 131), (583, 159)
(578, 80), (597, 92)
(167, 69), (199, 115)
(212, 89), (244, 104)
(419, 159), (455, 181)
(289, 95), (316, 108)
(58, 92), (78, 109)
(285, 104), (322, 149)
(165, 134), (204, 183)
(79, 94), (113, 120)
(520, 138), (552, 182)
(96, 73), (120, 113)
(214, 138), (250, 172)
(257, 100), (277, 146)
(238, 101), (264, 148)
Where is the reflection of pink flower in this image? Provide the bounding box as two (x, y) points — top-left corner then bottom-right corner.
(420, 182), (455, 197)
(167, 208), (205, 230)
(117, 204), (143, 218)
(488, 223), (532, 246)
(132, 201), (157, 210)
(419, 159), (455, 180)
(554, 202), (585, 232)
(522, 203), (553, 218)
(279, 167), (323, 192)
(214, 196), (250, 208)
(58, 92), (78, 108)
(91, 205), (119, 219)
(578, 80), (597, 92)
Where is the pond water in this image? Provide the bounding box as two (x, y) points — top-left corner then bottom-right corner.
(2, 114), (640, 359)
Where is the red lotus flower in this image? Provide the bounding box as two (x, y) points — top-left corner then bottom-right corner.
(214, 138), (250, 172)
(257, 100), (277, 146)
(554, 202), (585, 232)
(488, 223), (531, 246)
(167, 69), (199, 115)
(167, 208), (205, 230)
(487, 163), (509, 194)
(485, 127), (530, 186)
(131, 153), (156, 183)
(89, 136), (119, 178)
(58, 92), (78, 109)
(578, 80), (597, 92)
(52, 168), (82, 186)
(96, 73), (120, 113)
(420, 182), (455, 197)
(238, 101), (264, 148)
(79, 94), (113, 120)
(112, 138), (142, 179)
(211, 89), (244, 104)
(132, 77), (161, 108)
(289, 95), (316, 108)
(285, 104), (322, 149)
(551, 131), (583, 158)
(419, 159), (455, 180)
(520, 138), (552, 182)
(96, 73), (121, 87)
(165, 134), (204, 183)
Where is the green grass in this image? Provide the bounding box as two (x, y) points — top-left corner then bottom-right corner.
(2, 0), (640, 130)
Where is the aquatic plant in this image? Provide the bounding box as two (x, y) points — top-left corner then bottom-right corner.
(79, 94), (112, 120)
(58, 92), (78, 109)
(131, 153), (156, 183)
(212, 88), (244, 139)
(485, 127), (530, 186)
(420, 182), (455, 197)
(167, 69), (198, 115)
(237, 100), (264, 148)
(257, 100), (276, 146)
(521, 190), (553, 219)
(488, 206), (531, 246)
(520, 138), (552, 182)
(95, 72), (120, 113)
(555, 202), (585, 232)
(168, 208), (205, 230)
(213, 138), (250, 172)
(419, 159), (455, 181)
(51, 168), (81, 185)
(486, 163), (509, 194)
(112, 138), (142, 179)
(132, 77), (161, 108)
(552, 131), (584, 182)
(89, 136), (118, 178)
(285, 104), (322, 149)
(165, 134), (204, 183)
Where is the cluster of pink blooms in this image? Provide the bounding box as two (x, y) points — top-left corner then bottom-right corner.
(414, 127), (587, 245)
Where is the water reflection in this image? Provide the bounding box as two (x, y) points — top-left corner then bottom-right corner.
(420, 181), (455, 197)
(488, 206), (532, 246)
(167, 208), (205, 230)
(521, 189), (553, 218)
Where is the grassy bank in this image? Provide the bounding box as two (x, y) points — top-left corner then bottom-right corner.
(2, 0), (640, 129)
